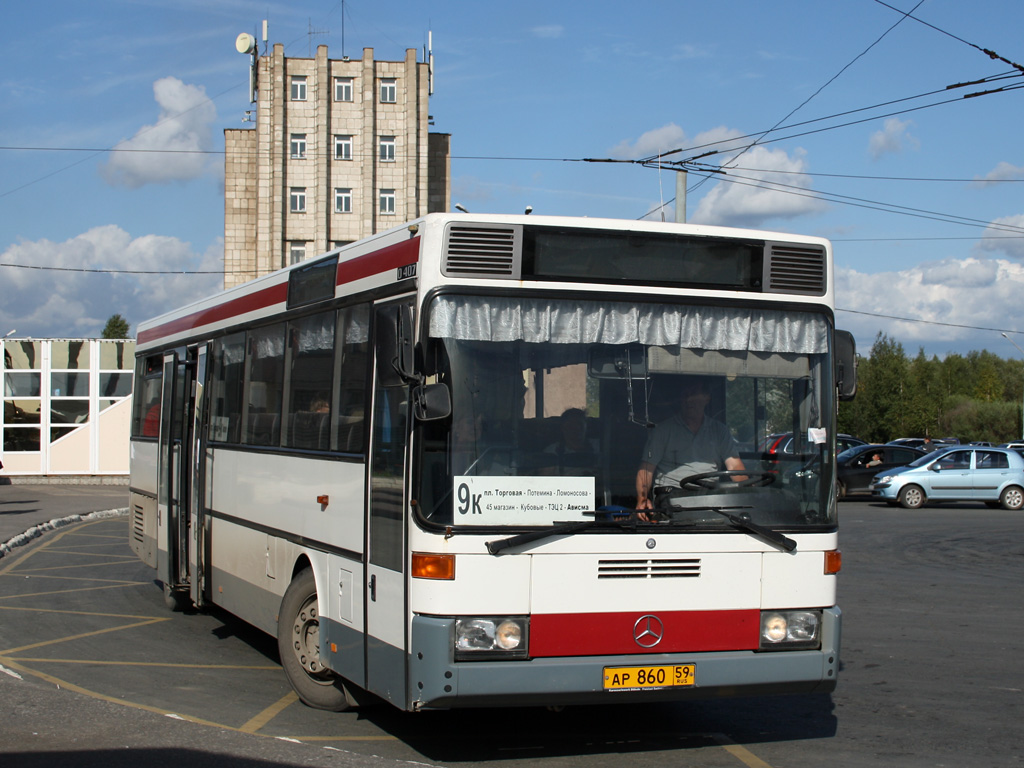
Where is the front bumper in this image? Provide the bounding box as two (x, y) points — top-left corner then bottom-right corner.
(409, 606), (841, 710)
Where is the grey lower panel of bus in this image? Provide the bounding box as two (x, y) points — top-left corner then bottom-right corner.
(406, 608), (841, 711)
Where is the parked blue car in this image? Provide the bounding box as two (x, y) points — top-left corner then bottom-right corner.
(870, 446), (1024, 510)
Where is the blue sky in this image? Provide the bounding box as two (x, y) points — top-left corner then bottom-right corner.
(3, 0), (1024, 361)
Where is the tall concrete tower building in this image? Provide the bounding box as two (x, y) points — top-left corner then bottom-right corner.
(224, 43), (451, 289)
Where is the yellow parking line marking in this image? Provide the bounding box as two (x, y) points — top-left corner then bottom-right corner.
(0, 616), (170, 655)
(15, 558), (141, 574)
(240, 691), (299, 733)
(0, 657), (397, 742)
(0, 604), (160, 620)
(27, 549), (139, 559)
(9, 659), (280, 671)
(0, 582), (150, 601)
(712, 733), (774, 767)
(0, 657), (228, 728)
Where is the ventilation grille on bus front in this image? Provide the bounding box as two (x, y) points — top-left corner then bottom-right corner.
(597, 558), (701, 579)
(764, 243), (826, 296)
(442, 224), (522, 279)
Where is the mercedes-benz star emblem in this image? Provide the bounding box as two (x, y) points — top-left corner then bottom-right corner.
(633, 614), (664, 648)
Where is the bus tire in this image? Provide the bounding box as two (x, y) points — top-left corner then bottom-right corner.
(277, 568), (352, 711)
(163, 583), (190, 612)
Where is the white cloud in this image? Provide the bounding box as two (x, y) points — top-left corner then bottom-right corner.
(868, 117), (919, 161)
(100, 77), (218, 188)
(836, 256), (1024, 352)
(532, 25), (564, 38)
(974, 161), (1024, 186)
(976, 214), (1024, 261)
(0, 226), (221, 338)
(690, 145), (826, 228)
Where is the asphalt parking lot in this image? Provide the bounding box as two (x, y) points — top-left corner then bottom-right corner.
(2, 488), (1023, 767)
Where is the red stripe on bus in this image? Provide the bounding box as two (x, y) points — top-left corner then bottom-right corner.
(529, 609), (759, 657)
(138, 237), (420, 346)
(137, 282), (287, 346)
(337, 237), (419, 285)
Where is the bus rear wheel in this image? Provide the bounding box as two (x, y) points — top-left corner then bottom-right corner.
(277, 568), (352, 711)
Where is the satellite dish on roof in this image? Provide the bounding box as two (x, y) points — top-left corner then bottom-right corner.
(236, 32), (256, 54)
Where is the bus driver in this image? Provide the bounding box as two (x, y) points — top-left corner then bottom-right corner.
(635, 377), (747, 510)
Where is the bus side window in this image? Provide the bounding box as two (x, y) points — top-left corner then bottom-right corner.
(333, 303), (370, 452)
(244, 324), (285, 447)
(209, 333), (245, 444)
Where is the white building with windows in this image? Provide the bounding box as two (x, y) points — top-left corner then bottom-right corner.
(224, 44), (451, 289)
(2, 338), (135, 478)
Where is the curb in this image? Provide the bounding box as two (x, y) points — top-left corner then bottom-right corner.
(0, 508), (129, 560)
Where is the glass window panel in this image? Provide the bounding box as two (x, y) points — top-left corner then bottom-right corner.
(132, 359), (163, 438)
(3, 426), (40, 451)
(51, 372), (89, 397)
(334, 304), (370, 452)
(5, 399), (41, 423)
(99, 372), (132, 398)
(210, 333), (245, 443)
(285, 311), (335, 450)
(51, 340), (90, 369)
(52, 400), (90, 424)
(99, 341), (134, 369)
(244, 324), (285, 446)
(5, 372), (40, 397)
(4, 341), (41, 369)
(50, 426), (78, 443)
(99, 399), (118, 412)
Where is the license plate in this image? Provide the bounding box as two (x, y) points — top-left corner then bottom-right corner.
(603, 664), (695, 691)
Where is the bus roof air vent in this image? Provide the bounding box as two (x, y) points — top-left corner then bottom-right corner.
(443, 223), (523, 279)
(764, 242), (826, 296)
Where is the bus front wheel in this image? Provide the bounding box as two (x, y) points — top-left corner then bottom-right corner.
(277, 568), (352, 711)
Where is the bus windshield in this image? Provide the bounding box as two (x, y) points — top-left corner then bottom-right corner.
(415, 294), (836, 532)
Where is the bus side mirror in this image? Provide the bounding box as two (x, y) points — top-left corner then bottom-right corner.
(376, 304), (418, 387)
(413, 382), (451, 421)
(834, 330), (857, 401)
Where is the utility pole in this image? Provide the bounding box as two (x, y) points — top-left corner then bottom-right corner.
(1001, 332), (1024, 440)
(674, 170), (687, 223)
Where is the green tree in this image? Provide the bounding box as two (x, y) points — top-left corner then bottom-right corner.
(101, 314), (130, 339)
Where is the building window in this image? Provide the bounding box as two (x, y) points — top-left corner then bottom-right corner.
(334, 188), (352, 214)
(290, 188), (307, 213)
(290, 76), (307, 101)
(334, 77), (353, 102)
(290, 242), (306, 265)
(334, 135), (353, 161)
(290, 133), (307, 159)
(379, 189), (396, 215)
(379, 136), (396, 162)
(380, 78), (396, 103)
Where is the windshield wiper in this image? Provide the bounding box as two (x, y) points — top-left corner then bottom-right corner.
(486, 517), (639, 555)
(701, 506), (797, 552)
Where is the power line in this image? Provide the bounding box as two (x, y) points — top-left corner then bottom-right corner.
(838, 306), (1021, 336)
(0, 262), (219, 275)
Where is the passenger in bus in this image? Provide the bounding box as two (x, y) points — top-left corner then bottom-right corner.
(635, 377), (746, 509)
(541, 408), (599, 476)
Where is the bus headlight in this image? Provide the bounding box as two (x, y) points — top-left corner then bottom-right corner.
(454, 617), (529, 660)
(759, 610), (821, 650)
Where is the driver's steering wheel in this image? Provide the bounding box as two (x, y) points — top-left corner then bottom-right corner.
(677, 469), (775, 491)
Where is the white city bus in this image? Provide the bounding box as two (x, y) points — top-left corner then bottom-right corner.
(129, 213), (856, 712)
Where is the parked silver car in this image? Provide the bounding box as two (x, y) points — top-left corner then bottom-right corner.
(870, 447), (1024, 510)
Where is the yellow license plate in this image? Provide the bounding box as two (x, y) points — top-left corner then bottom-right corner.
(603, 664), (695, 690)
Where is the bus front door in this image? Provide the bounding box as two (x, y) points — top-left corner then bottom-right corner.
(364, 301), (411, 706)
(156, 345), (208, 609)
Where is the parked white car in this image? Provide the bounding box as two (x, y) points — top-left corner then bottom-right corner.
(870, 446), (1024, 510)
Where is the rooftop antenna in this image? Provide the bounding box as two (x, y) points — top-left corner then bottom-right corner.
(307, 18), (329, 57)
(235, 30), (259, 104)
(427, 30), (434, 95)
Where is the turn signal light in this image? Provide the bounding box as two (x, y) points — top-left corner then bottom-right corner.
(412, 552), (455, 580)
(824, 550), (842, 574)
